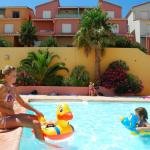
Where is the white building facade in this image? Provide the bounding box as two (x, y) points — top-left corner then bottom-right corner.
(127, 2), (150, 53)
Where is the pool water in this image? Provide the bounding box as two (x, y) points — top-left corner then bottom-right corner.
(20, 102), (150, 150)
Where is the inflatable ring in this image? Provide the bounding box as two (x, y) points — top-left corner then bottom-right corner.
(33, 103), (74, 140)
(120, 113), (150, 136)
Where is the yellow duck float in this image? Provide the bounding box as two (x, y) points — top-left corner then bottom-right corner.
(37, 103), (74, 140)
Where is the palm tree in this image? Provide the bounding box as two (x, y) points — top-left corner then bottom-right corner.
(74, 8), (114, 81)
(20, 20), (37, 47)
(19, 50), (69, 85)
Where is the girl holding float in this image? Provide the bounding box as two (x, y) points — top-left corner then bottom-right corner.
(0, 65), (46, 141)
(121, 107), (150, 136)
(0, 65), (74, 142)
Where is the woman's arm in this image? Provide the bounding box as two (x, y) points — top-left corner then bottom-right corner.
(136, 122), (150, 131)
(15, 87), (44, 117)
(15, 94), (44, 117)
(136, 127), (150, 131)
(0, 106), (14, 115)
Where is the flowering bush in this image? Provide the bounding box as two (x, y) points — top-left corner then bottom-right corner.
(115, 74), (143, 95)
(109, 60), (129, 71)
(100, 60), (128, 89)
(100, 60), (143, 95)
(16, 70), (37, 86)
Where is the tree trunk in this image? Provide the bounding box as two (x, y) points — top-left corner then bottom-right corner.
(95, 48), (101, 81)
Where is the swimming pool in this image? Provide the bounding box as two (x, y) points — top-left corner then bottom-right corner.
(19, 101), (150, 150)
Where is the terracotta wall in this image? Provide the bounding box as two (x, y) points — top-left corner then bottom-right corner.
(0, 19), (26, 34)
(102, 2), (122, 18)
(5, 8), (33, 19)
(17, 86), (88, 95)
(33, 21), (54, 31)
(110, 19), (128, 35)
(35, 1), (59, 18)
(54, 19), (80, 34)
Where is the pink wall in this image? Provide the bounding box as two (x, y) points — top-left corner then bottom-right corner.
(17, 86), (89, 95)
(102, 1), (122, 18)
(33, 21), (54, 31)
(35, 1), (59, 19)
(54, 19), (80, 34)
(111, 19), (128, 35)
(33, 1), (128, 37)
(146, 37), (150, 54)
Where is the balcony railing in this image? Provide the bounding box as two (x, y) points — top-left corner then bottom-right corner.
(0, 32), (20, 36)
(36, 30), (54, 36)
(134, 16), (150, 21)
(56, 14), (81, 18)
(54, 32), (76, 36)
(0, 15), (4, 18)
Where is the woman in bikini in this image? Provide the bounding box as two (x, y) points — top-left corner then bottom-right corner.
(0, 65), (45, 141)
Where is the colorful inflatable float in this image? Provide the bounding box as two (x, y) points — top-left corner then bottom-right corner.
(33, 103), (74, 140)
(120, 113), (150, 136)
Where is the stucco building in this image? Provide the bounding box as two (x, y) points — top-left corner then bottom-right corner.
(33, 0), (130, 46)
(0, 7), (34, 46)
(126, 2), (150, 53)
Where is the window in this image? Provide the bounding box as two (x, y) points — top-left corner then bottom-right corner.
(62, 24), (72, 33)
(4, 24), (14, 33)
(0, 9), (5, 18)
(12, 11), (20, 18)
(112, 24), (119, 33)
(43, 10), (51, 18)
(106, 11), (115, 19)
(0, 14), (4, 18)
(141, 11), (148, 19)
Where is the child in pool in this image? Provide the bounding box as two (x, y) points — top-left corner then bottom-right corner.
(135, 107), (150, 131)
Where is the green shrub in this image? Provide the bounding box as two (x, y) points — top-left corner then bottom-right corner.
(0, 80), (3, 84)
(108, 36), (147, 53)
(115, 74), (143, 95)
(109, 60), (129, 71)
(43, 75), (64, 86)
(64, 65), (90, 87)
(18, 50), (68, 86)
(20, 20), (37, 47)
(40, 37), (58, 47)
(99, 60), (143, 95)
(0, 38), (12, 47)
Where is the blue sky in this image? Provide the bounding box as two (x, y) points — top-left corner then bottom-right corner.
(0, 0), (149, 17)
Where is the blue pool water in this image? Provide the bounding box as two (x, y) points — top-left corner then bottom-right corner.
(20, 102), (150, 150)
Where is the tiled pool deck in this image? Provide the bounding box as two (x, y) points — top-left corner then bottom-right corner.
(1, 95), (150, 150)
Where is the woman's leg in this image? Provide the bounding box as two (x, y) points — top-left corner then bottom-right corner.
(0, 114), (44, 141)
